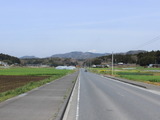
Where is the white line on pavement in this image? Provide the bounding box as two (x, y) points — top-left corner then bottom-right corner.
(62, 72), (79, 120)
(76, 72), (81, 120)
(107, 77), (160, 96)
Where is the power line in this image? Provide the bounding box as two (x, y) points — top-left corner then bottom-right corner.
(134, 35), (160, 49)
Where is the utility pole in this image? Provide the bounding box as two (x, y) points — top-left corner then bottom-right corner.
(112, 52), (114, 75)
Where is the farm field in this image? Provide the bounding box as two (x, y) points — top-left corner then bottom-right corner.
(0, 75), (49, 93)
(0, 67), (74, 102)
(89, 67), (160, 85)
(0, 67), (68, 76)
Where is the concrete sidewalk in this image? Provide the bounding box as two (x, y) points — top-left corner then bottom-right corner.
(0, 72), (78, 120)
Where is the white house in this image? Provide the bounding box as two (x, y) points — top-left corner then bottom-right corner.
(0, 61), (8, 66)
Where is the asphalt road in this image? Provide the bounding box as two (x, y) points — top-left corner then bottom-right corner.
(78, 69), (160, 120)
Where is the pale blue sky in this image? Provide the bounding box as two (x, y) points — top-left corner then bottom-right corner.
(0, 0), (160, 57)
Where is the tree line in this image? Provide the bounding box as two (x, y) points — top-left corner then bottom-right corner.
(21, 57), (79, 67)
(137, 51), (160, 66)
(0, 53), (21, 65)
(89, 50), (160, 66)
(1, 50), (160, 67)
(0, 53), (80, 67)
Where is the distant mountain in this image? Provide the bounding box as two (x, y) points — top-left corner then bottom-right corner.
(20, 56), (39, 59)
(126, 50), (147, 55)
(51, 51), (110, 59)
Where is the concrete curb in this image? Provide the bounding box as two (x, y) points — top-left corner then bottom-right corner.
(104, 75), (147, 88)
(54, 71), (79, 120)
(62, 70), (79, 120)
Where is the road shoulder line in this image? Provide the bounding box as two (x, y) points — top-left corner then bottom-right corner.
(62, 71), (80, 120)
(76, 72), (80, 120)
(104, 74), (160, 92)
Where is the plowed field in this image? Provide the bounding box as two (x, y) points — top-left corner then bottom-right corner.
(0, 75), (49, 93)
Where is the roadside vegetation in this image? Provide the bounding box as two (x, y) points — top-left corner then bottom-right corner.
(0, 67), (74, 102)
(89, 67), (160, 86)
(0, 53), (20, 65)
(85, 50), (160, 67)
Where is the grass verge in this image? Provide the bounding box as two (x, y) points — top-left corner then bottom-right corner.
(89, 67), (160, 85)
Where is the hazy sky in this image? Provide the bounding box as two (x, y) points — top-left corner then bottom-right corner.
(0, 0), (160, 58)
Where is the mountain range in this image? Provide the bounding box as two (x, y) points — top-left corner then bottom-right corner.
(20, 50), (146, 59)
(126, 50), (146, 55)
(51, 51), (110, 59)
(20, 56), (39, 59)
